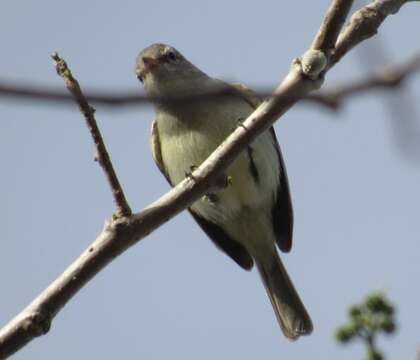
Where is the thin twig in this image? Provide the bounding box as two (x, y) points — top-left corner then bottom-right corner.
(0, 81), (330, 107)
(311, 0), (355, 52)
(2, 51), (420, 111)
(0, 82), (239, 107)
(51, 53), (132, 217)
(330, 0), (414, 69)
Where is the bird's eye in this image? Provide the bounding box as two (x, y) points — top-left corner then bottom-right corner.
(167, 51), (177, 62)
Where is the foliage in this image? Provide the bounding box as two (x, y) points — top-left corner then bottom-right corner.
(336, 293), (396, 360)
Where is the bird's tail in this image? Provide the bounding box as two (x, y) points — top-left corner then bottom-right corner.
(252, 244), (313, 340)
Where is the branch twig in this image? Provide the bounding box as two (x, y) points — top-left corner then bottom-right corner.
(311, 0), (354, 52)
(0, 81), (329, 107)
(2, 54), (420, 111)
(330, 0), (415, 69)
(51, 53), (131, 217)
(0, 0), (413, 358)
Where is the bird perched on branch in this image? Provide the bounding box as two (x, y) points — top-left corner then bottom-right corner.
(135, 43), (312, 340)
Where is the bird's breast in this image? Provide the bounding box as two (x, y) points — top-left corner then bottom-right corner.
(156, 101), (280, 223)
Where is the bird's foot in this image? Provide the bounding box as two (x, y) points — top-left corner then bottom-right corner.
(186, 164), (231, 204)
(202, 192), (219, 204)
(185, 165), (198, 181)
(236, 117), (248, 130)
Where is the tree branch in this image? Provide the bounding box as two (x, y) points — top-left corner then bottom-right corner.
(0, 0), (414, 358)
(311, 0), (355, 52)
(2, 53), (420, 112)
(0, 82), (242, 107)
(51, 53), (131, 217)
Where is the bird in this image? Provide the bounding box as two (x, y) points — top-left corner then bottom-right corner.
(135, 43), (313, 340)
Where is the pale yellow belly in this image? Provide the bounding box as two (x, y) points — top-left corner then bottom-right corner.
(158, 116), (279, 224)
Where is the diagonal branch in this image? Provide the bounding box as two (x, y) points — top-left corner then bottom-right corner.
(51, 53), (132, 217)
(0, 0), (414, 358)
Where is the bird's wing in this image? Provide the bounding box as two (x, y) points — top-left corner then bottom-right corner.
(151, 120), (172, 184)
(150, 119), (254, 270)
(230, 82), (294, 253)
(189, 211), (254, 270)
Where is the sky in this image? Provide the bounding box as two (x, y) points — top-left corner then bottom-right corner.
(1, 1), (420, 359)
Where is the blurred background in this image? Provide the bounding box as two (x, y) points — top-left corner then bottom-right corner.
(1, 0), (419, 359)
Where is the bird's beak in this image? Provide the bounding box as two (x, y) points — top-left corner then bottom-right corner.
(137, 56), (161, 82)
(142, 56), (160, 72)
(136, 56), (161, 83)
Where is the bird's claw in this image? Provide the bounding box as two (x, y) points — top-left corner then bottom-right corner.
(226, 175), (233, 186)
(185, 165), (198, 181)
(215, 174), (232, 188)
(203, 193), (218, 204)
(237, 117), (248, 130)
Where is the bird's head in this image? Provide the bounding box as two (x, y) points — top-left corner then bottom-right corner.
(135, 43), (208, 99)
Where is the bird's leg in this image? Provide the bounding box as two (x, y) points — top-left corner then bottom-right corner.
(203, 173), (232, 204)
(236, 117), (248, 131)
(203, 193), (219, 204)
(185, 165), (198, 182)
(214, 174), (232, 188)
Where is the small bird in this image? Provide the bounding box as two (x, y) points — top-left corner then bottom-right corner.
(135, 43), (313, 340)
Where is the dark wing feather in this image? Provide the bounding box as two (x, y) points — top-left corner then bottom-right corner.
(230, 83), (294, 252)
(269, 128), (294, 253)
(189, 211), (254, 270)
(150, 119), (254, 270)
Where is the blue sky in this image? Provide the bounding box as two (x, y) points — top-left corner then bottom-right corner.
(1, 1), (419, 359)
